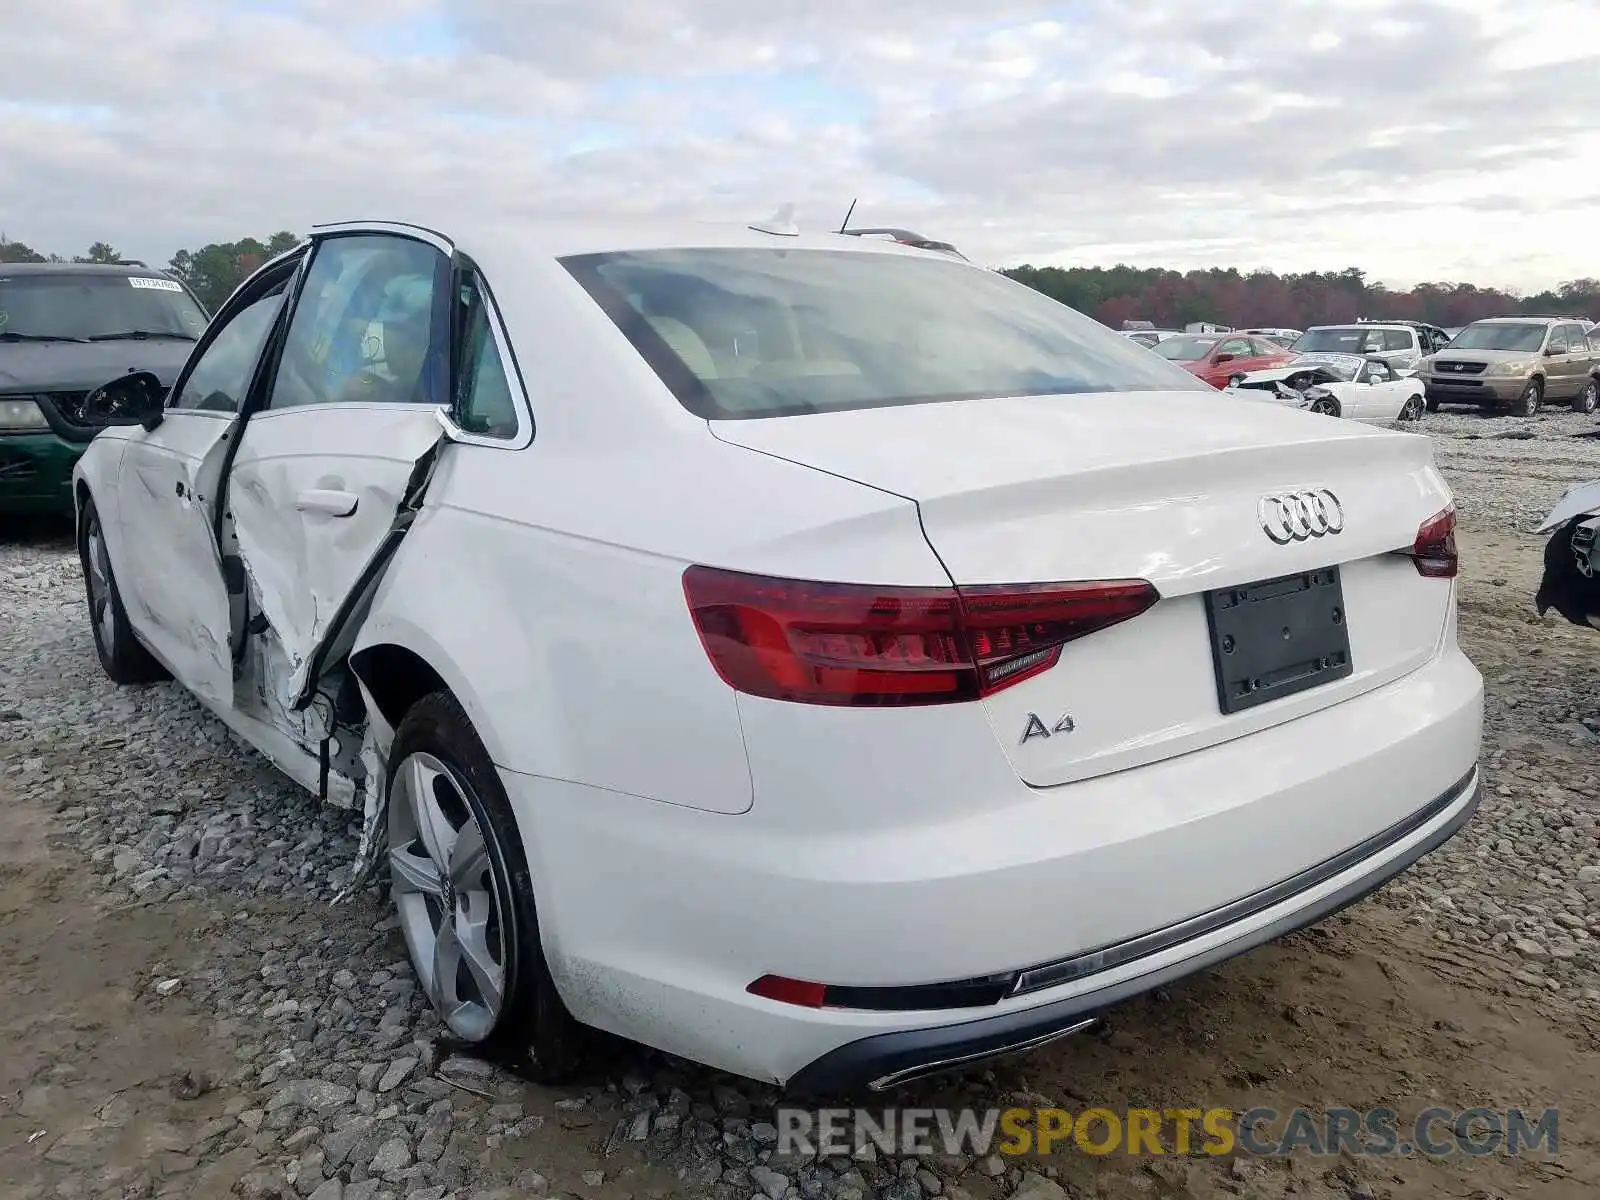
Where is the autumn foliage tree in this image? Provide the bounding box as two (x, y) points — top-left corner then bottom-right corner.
(1003, 264), (1600, 329)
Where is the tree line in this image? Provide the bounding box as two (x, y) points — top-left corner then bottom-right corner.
(1002, 264), (1600, 330)
(0, 232), (301, 313)
(5, 231), (1595, 330)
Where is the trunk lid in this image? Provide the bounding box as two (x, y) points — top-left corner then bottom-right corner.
(710, 391), (1455, 786)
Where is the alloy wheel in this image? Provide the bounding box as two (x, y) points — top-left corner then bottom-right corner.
(84, 515), (116, 653)
(388, 751), (507, 1041)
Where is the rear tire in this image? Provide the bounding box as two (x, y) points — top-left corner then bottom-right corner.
(1399, 394), (1425, 422)
(386, 691), (587, 1083)
(77, 495), (168, 685)
(1513, 378), (1543, 417)
(1573, 378), (1598, 414)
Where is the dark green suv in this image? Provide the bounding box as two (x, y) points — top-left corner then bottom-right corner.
(1, 262), (208, 517)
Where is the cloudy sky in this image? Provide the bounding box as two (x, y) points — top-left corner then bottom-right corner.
(3, 0), (1598, 289)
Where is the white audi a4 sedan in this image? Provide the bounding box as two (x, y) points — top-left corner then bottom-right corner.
(72, 217), (1483, 1094)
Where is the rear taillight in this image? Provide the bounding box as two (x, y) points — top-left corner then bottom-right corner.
(1410, 504), (1458, 578)
(682, 566), (1159, 706)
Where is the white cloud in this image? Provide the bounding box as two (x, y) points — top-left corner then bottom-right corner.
(1, 0), (1598, 289)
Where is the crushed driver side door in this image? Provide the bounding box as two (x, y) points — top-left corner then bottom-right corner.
(220, 228), (453, 722)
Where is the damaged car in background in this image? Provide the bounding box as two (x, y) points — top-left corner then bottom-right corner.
(0, 262), (208, 517)
(1535, 480), (1600, 629)
(1224, 352), (1427, 423)
(73, 217), (1483, 1093)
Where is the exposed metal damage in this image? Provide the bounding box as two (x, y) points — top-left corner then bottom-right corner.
(151, 415), (445, 898)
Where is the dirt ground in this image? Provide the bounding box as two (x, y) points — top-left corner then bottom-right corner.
(3, 429), (1600, 1198)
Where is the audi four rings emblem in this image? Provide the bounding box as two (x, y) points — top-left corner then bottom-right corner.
(1258, 488), (1345, 544)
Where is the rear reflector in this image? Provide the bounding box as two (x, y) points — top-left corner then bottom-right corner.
(1410, 504), (1458, 578)
(747, 975), (828, 1007)
(746, 972), (1018, 1011)
(683, 566), (1159, 706)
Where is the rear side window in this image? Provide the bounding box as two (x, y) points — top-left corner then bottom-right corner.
(268, 234), (448, 410)
(560, 248), (1207, 420)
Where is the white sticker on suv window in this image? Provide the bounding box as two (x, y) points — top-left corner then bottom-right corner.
(129, 276), (183, 291)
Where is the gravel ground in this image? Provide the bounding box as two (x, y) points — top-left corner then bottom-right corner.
(3, 407), (1600, 1199)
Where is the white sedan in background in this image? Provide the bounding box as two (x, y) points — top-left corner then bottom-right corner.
(72, 216), (1482, 1093)
(1226, 352), (1427, 423)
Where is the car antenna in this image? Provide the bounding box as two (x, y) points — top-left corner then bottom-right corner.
(839, 197), (858, 233)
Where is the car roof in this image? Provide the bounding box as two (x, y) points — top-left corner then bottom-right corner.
(1305, 322), (1410, 330)
(0, 261), (169, 277)
(309, 216), (973, 266)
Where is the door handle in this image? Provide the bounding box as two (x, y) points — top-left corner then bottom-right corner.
(295, 489), (359, 518)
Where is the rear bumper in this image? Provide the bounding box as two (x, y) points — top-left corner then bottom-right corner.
(788, 765), (1479, 1095)
(0, 433), (79, 515)
(507, 645), (1483, 1088)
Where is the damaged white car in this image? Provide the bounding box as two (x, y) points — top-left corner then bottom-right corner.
(1226, 353), (1426, 423)
(1534, 481), (1600, 628)
(72, 218), (1483, 1094)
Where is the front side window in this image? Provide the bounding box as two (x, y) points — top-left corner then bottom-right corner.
(268, 235), (446, 410)
(562, 248), (1206, 419)
(169, 285), (286, 413)
(0, 272), (207, 343)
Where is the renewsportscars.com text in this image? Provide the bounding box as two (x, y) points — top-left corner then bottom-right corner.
(775, 1106), (1559, 1159)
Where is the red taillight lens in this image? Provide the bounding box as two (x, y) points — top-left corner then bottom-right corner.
(746, 975), (828, 1007)
(682, 566), (1159, 706)
(1411, 504), (1458, 578)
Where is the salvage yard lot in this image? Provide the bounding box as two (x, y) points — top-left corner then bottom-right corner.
(3, 410), (1600, 1200)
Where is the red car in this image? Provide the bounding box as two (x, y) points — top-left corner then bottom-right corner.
(1152, 333), (1297, 388)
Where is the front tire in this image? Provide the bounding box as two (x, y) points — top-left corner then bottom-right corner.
(1573, 378), (1599, 414)
(1513, 378), (1543, 417)
(386, 691), (586, 1082)
(1310, 397), (1340, 417)
(77, 495), (168, 685)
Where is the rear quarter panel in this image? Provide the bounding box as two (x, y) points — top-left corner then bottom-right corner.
(354, 429), (946, 816)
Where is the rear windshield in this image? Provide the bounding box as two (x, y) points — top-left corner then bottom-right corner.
(560, 248), (1206, 419)
(1290, 326), (1392, 354)
(0, 273), (207, 341)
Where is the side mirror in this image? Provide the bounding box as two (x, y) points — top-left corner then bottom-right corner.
(83, 370), (168, 432)
(1545, 346), (1563, 357)
(1214, 353), (1235, 364)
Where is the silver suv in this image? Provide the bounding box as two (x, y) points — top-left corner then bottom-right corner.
(1418, 317), (1599, 416)
(1285, 323), (1444, 372)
